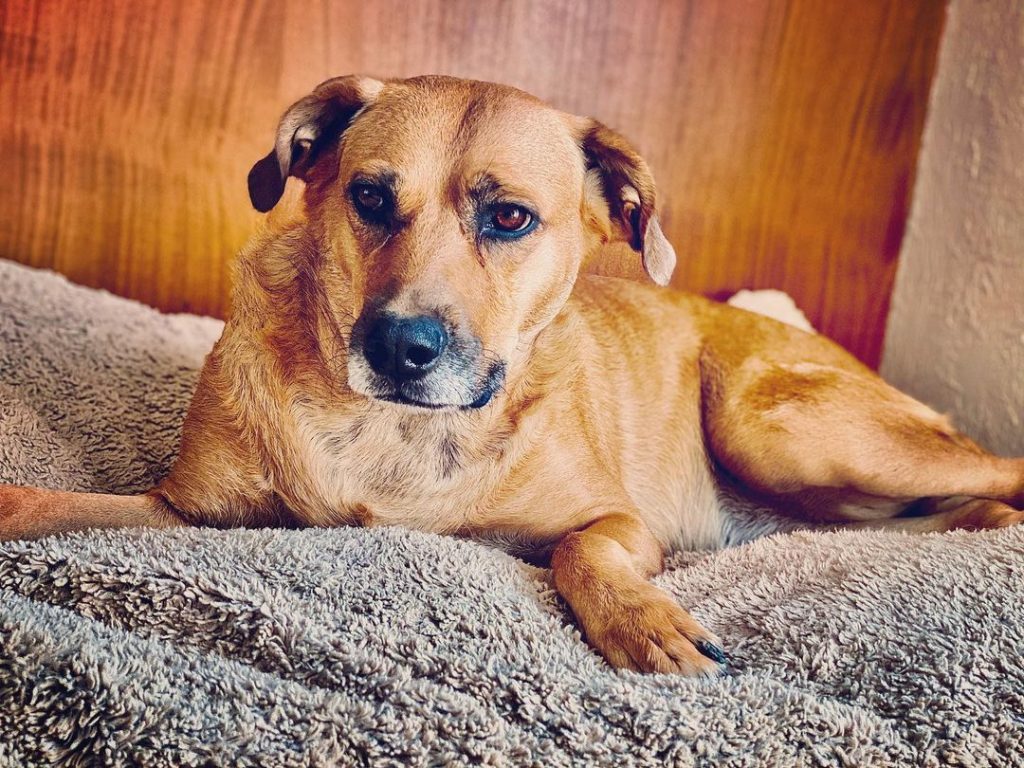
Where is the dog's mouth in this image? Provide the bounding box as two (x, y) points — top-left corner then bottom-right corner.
(378, 393), (446, 410)
(357, 360), (506, 412)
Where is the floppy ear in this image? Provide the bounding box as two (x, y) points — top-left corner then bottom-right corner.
(247, 75), (384, 213)
(579, 120), (676, 286)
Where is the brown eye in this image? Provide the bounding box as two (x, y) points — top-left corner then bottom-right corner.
(351, 182), (392, 224)
(492, 205), (532, 233)
(353, 184), (385, 212)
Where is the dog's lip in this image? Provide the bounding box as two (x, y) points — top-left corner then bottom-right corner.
(372, 380), (498, 411)
(378, 392), (448, 410)
(374, 389), (489, 411)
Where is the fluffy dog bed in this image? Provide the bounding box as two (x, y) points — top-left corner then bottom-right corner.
(0, 258), (1021, 767)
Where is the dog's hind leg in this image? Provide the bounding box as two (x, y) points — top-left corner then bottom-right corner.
(702, 358), (1024, 526)
(0, 485), (186, 541)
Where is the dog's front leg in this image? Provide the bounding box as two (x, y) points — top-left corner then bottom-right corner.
(551, 513), (725, 676)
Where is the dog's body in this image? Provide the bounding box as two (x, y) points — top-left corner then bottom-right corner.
(2, 75), (1023, 676)
(162, 226), (787, 550)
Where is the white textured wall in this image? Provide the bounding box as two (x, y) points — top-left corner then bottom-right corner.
(881, 0), (1024, 456)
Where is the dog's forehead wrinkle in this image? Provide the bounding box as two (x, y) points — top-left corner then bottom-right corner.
(452, 90), (494, 154)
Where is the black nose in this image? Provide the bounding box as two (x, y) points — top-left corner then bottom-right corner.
(363, 314), (449, 381)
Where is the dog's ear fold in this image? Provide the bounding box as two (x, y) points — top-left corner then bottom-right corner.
(578, 120), (676, 286)
(247, 75), (384, 213)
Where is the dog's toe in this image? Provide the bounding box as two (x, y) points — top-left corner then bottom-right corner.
(694, 639), (728, 666)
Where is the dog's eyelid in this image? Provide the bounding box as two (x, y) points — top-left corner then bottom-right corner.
(349, 177), (392, 195)
(348, 168), (399, 194)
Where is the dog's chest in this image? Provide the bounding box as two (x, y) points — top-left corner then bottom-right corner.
(281, 403), (496, 532)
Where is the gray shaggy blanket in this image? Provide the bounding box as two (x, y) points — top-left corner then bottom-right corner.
(0, 258), (1022, 767)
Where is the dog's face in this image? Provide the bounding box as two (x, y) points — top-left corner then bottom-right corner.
(248, 75), (675, 410)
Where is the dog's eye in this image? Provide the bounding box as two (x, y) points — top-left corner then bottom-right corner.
(350, 183), (389, 221)
(484, 204), (537, 239)
(492, 205), (531, 232)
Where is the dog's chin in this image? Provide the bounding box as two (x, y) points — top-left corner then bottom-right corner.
(377, 392), (450, 411)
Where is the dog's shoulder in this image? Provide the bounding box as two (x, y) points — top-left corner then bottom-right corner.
(567, 275), (713, 344)
(572, 274), (711, 311)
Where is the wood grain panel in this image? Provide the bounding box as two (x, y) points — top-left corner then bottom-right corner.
(0, 0), (944, 365)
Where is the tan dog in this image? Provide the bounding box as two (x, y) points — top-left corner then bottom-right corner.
(2, 75), (1023, 677)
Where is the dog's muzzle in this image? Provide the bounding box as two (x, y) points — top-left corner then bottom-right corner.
(349, 310), (504, 410)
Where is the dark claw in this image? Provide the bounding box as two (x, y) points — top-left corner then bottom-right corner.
(695, 639), (728, 666)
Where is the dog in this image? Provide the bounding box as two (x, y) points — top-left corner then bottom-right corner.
(2, 75), (1023, 677)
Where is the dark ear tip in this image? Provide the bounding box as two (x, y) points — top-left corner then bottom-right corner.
(247, 152), (285, 213)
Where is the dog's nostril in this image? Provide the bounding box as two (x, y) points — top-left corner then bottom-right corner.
(396, 318), (447, 376)
(405, 343), (439, 368)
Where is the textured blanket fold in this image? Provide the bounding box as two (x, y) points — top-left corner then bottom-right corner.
(0, 258), (1021, 767)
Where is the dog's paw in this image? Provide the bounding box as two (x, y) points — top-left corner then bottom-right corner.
(951, 499), (1024, 531)
(587, 584), (726, 677)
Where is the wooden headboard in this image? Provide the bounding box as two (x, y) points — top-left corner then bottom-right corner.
(0, 0), (944, 366)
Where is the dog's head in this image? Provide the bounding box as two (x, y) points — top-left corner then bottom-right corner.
(248, 75), (675, 410)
